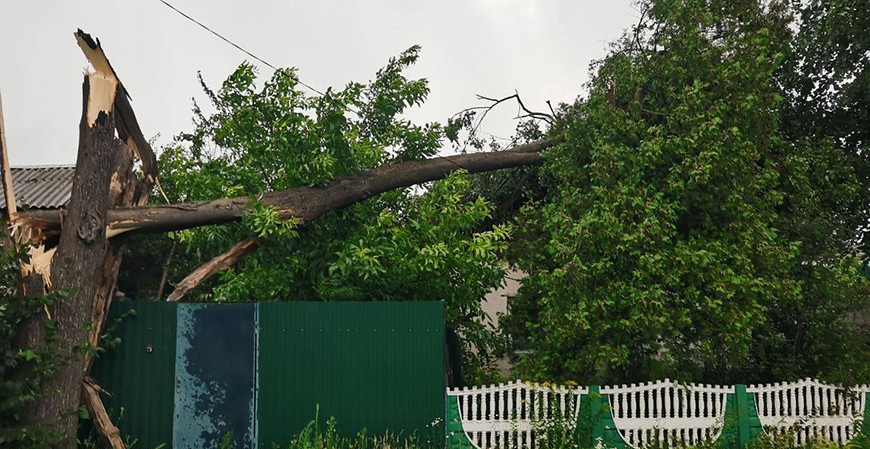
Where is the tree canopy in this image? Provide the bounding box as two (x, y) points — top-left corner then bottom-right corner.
(151, 47), (510, 379)
(501, 0), (870, 385)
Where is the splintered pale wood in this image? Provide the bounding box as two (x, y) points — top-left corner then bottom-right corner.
(166, 236), (259, 302)
(74, 29), (157, 185)
(84, 73), (118, 127)
(0, 92), (16, 219)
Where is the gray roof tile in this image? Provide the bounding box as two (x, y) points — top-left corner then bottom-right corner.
(0, 165), (75, 209)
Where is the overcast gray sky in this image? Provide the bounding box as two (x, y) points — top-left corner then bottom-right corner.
(0, 1), (637, 166)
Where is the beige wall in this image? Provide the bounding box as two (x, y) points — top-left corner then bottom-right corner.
(481, 269), (526, 377)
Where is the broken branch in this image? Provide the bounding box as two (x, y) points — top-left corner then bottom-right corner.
(0, 92), (16, 220)
(166, 236), (259, 302)
(20, 139), (553, 235)
(82, 377), (125, 449)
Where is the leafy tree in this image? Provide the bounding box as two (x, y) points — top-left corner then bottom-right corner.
(152, 47), (509, 379)
(749, 0), (870, 383)
(503, 0), (870, 384)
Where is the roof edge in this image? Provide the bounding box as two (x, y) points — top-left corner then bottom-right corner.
(10, 164), (77, 169)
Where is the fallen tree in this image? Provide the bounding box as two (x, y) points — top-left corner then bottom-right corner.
(17, 138), (549, 235)
(4, 31), (553, 448)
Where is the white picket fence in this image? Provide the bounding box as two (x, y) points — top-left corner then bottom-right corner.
(447, 379), (869, 449)
(450, 381), (587, 449)
(603, 380), (732, 448)
(748, 379), (867, 446)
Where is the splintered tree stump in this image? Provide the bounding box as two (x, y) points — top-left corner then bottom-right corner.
(23, 71), (119, 446)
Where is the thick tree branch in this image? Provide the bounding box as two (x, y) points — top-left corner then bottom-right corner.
(162, 139), (555, 302)
(21, 139), (553, 235)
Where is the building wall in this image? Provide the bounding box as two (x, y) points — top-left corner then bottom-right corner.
(481, 269), (526, 377)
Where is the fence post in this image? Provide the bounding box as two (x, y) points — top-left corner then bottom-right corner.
(722, 385), (762, 449)
(864, 392), (870, 436)
(445, 395), (473, 449)
(576, 386), (630, 449)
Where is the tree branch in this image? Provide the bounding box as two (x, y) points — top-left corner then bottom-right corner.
(0, 92), (17, 220)
(82, 377), (125, 449)
(166, 236), (259, 302)
(20, 139), (554, 235)
(155, 240), (177, 301)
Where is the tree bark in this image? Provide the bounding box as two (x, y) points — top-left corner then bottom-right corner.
(19, 139), (551, 235)
(22, 73), (120, 446)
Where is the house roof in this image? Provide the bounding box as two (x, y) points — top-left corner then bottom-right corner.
(0, 165), (76, 210)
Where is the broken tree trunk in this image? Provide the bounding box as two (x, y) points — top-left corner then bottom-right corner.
(14, 30), (157, 449)
(9, 28), (554, 447)
(19, 139), (552, 235)
(22, 71), (120, 447)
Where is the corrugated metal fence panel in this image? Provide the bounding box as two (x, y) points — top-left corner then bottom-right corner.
(257, 301), (445, 448)
(173, 303), (257, 449)
(90, 301), (177, 449)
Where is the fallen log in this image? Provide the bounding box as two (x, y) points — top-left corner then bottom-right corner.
(19, 139), (551, 235)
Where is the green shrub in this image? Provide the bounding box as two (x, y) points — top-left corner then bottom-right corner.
(275, 409), (442, 449)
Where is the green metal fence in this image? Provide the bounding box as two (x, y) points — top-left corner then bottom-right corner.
(89, 301), (445, 449)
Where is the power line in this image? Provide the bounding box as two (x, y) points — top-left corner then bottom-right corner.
(154, 0), (471, 166)
(156, 0), (325, 96)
